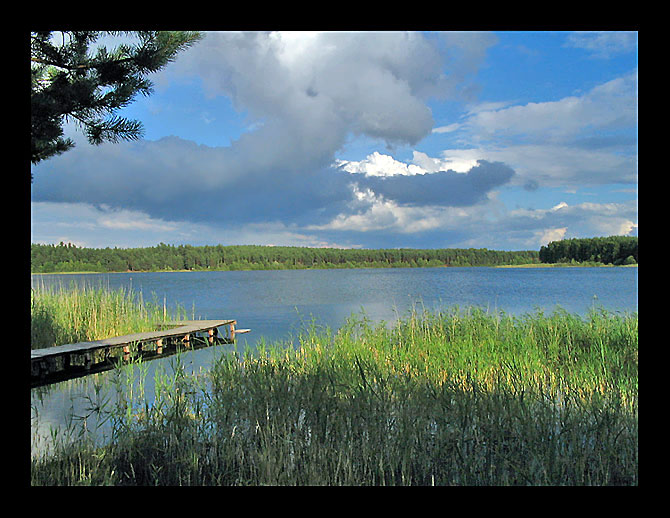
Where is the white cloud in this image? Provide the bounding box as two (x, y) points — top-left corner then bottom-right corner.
(411, 150), (479, 173)
(37, 31), (501, 229)
(335, 150), (483, 178)
(464, 100), (514, 115)
(31, 201), (360, 249)
(31, 202), (183, 247)
(97, 208), (178, 232)
(335, 152), (425, 177)
(564, 31), (637, 58)
(32, 32), (637, 251)
(308, 185), (467, 234)
(432, 123), (461, 134)
(466, 71), (637, 142)
(309, 186), (637, 251)
(537, 227), (568, 246)
(435, 143), (636, 188)
(422, 71), (637, 193)
(220, 221), (360, 249)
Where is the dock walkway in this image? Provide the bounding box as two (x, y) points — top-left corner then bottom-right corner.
(31, 319), (249, 385)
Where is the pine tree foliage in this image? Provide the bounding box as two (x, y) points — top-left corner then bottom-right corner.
(30, 31), (202, 174)
(30, 242), (541, 273)
(539, 236), (637, 265)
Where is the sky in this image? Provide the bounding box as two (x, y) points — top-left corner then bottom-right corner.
(30, 31), (638, 251)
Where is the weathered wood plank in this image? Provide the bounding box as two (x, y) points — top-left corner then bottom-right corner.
(31, 320), (236, 361)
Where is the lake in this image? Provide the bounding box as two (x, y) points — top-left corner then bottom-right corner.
(30, 266), (637, 455)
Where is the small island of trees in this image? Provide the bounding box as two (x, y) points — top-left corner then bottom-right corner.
(539, 236), (637, 265)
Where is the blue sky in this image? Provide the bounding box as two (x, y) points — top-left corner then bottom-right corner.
(31, 31), (637, 250)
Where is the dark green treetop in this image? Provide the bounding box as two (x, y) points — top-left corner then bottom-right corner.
(30, 31), (202, 177)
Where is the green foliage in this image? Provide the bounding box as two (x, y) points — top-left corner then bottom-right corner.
(30, 242), (541, 273)
(31, 307), (638, 485)
(31, 31), (202, 171)
(539, 236), (637, 265)
(30, 283), (187, 349)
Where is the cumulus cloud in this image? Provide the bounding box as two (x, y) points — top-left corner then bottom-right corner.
(335, 152), (425, 177)
(410, 151), (479, 173)
(33, 31), (499, 229)
(31, 31), (636, 251)
(336, 150), (481, 177)
(352, 160), (515, 207)
(434, 143), (636, 189)
(308, 186), (471, 235)
(164, 31), (449, 147)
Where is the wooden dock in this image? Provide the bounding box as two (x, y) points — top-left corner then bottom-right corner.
(31, 319), (250, 386)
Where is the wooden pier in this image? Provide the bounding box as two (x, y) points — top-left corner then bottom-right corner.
(31, 319), (250, 387)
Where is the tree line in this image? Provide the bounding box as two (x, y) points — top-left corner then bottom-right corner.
(30, 236), (637, 273)
(539, 236), (637, 265)
(30, 243), (541, 273)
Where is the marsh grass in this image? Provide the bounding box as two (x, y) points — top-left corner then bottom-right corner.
(31, 283), (188, 349)
(31, 306), (638, 486)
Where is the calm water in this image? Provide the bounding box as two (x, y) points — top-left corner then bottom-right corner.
(31, 266), (637, 455)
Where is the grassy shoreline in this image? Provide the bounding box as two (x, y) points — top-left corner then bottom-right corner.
(31, 287), (638, 485)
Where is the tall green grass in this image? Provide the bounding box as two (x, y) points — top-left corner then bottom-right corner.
(31, 307), (638, 486)
(31, 283), (187, 349)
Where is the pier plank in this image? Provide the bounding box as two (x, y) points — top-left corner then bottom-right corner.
(31, 319), (236, 361)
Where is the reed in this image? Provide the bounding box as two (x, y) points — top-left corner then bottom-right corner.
(31, 283), (187, 349)
(31, 306), (638, 486)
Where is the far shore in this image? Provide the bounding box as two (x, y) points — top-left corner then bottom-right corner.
(495, 263), (638, 269)
(31, 263), (638, 275)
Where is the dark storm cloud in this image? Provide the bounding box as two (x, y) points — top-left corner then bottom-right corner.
(31, 135), (355, 226)
(355, 160), (515, 207)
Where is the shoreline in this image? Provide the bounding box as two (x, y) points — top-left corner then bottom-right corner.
(31, 263), (638, 275)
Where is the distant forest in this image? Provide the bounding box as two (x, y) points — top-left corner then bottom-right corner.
(539, 236), (637, 265)
(30, 243), (541, 273)
(30, 236), (637, 273)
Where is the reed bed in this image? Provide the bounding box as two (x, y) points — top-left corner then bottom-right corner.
(30, 283), (187, 349)
(31, 306), (638, 486)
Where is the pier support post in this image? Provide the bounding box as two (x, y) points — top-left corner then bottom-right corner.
(156, 338), (163, 354)
(208, 327), (218, 343)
